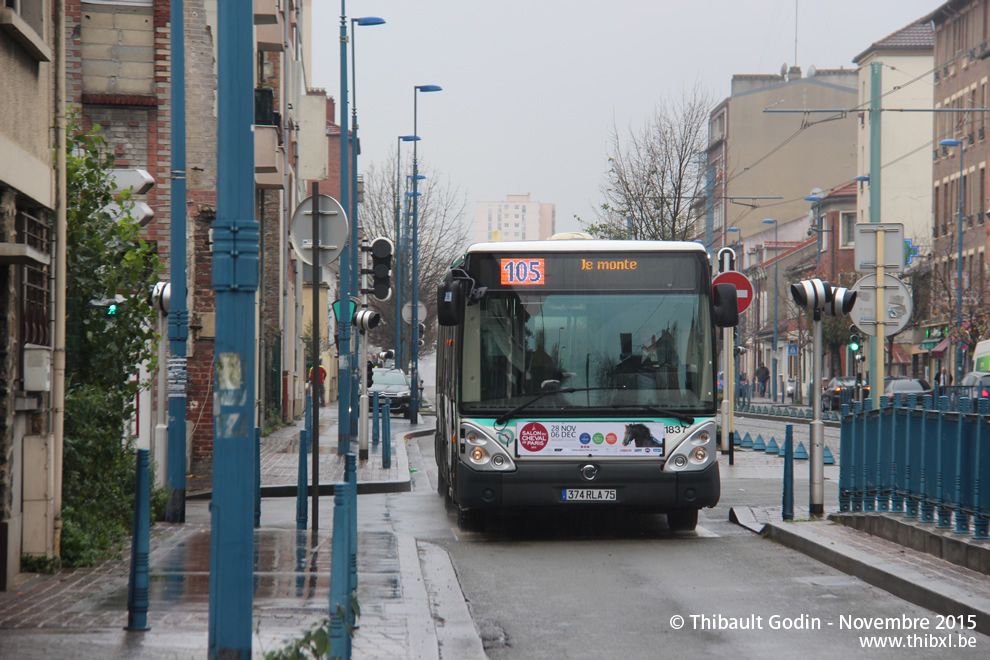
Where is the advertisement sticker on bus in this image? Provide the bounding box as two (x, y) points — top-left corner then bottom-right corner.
(514, 421), (665, 456)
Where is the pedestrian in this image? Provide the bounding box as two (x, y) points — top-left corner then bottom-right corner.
(756, 363), (770, 397)
(309, 363), (327, 406)
(935, 366), (952, 390)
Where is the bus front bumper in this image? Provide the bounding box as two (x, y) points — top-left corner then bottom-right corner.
(454, 459), (719, 512)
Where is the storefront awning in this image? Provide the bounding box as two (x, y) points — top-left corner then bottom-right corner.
(930, 336), (950, 359)
(885, 343), (911, 364)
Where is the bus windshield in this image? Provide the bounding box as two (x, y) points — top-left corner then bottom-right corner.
(460, 289), (715, 416)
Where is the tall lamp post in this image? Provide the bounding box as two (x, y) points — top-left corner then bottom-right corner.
(940, 139), (965, 386)
(395, 135), (419, 365)
(804, 188), (823, 268)
(410, 84), (442, 423)
(762, 218), (779, 402)
(348, 16), (385, 441)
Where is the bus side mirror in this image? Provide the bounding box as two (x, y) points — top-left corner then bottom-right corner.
(437, 279), (463, 326)
(712, 282), (739, 328)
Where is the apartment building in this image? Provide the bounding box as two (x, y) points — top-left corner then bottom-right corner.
(474, 193), (555, 243)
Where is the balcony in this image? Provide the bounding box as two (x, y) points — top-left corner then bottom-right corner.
(256, 146), (284, 190)
(255, 125), (280, 175)
(255, 7), (284, 52)
(254, 0), (279, 25)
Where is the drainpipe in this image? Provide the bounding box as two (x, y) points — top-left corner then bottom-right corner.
(52, 0), (67, 557)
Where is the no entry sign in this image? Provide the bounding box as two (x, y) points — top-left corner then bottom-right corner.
(712, 271), (754, 314)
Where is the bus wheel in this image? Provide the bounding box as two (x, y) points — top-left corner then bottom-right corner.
(457, 507), (486, 532)
(666, 509), (698, 532)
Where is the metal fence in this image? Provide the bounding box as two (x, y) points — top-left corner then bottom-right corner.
(839, 394), (990, 539)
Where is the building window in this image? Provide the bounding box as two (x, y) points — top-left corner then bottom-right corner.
(841, 212), (855, 246)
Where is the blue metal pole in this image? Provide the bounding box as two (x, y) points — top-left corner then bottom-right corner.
(328, 485), (351, 657)
(410, 88), (421, 424)
(254, 426), (261, 527)
(165, 0), (188, 525)
(956, 148), (964, 387)
(125, 448), (151, 631)
(371, 391), (380, 445)
(296, 427), (308, 531)
(772, 221), (778, 403)
(337, 1), (353, 456)
(395, 138), (403, 364)
(345, 454), (358, 631)
(782, 425), (793, 521)
(382, 401), (391, 469)
(208, 2), (257, 656)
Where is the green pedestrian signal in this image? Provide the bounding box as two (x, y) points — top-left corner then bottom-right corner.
(107, 303), (117, 315)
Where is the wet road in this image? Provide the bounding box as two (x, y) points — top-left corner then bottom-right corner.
(395, 430), (990, 659)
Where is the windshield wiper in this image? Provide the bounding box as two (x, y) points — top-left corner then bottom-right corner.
(494, 387), (624, 426)
(605, 404), (695, 425)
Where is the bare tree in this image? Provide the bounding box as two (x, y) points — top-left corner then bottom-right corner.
(584, 85), (713, 240)
(357, 152), (470, 357)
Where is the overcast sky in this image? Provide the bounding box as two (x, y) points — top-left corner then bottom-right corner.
(310, 1), (937, 235)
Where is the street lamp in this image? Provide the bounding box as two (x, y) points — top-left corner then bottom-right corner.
(410, 84), (442, 424)
(804, 188), (824, 267)
(395, 135), (419, 367)
(762, 218), (779, 402)
(940, 138), (965, 386)
(347, 16), (386, 440)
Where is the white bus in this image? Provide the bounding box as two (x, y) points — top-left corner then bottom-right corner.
(434, 239), (739, 531)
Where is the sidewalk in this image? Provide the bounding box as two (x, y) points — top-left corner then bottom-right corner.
(0, 403), (487, 660)
(729, 478), (990, 637)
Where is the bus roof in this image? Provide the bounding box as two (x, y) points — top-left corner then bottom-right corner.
(464, 239), (708, 254)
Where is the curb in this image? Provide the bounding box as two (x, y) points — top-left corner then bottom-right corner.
(762, 520), (990, 637)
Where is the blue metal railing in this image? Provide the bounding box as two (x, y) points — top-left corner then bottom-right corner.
(839, 394), (990, 539)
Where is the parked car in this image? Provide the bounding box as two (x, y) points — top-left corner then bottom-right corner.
(822, 376), (857, 411)
(883, 377), (932, 404)
(368, 368), (412, 415)
(960, 371), (990, 399)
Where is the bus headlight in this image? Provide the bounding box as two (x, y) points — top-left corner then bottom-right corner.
(460, 422), (516, 472)
(663, 422), (716, 473)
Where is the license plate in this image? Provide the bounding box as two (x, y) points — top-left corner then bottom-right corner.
(562, 489), (617, 501)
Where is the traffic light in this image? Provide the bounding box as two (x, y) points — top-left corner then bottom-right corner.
(107, 302), (118, 315)
(370, 237), (393, 301)
(367, 361), (374, 387)
(849, 333), (861, 353)
(417, 321), (426, 348)
(353, 309), (381, 332)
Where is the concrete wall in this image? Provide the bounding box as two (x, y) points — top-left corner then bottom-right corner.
(724, 71), (858, 240)
(80, 4), (155, 96)
(856, 52), (935, 252)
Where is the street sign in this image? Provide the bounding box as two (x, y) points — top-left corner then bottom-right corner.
(854, 223), (904, 272)
(788, 344), (798, 356)
(289, 195), (348, 265)
(402, 302), (427, 325)
(712, 271), (754, 314)
(849, 274), (913, 337)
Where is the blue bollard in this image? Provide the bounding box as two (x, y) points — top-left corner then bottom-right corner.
(823, 444), (835, 465)
(126, 448), (151, 632)
(793, 441), (809, 460)
(255, 426), (262, 528)
(296, 428), (309, 531)
(741, 432), (753, 449)
(377, 396), (388, 447)
(382, 405), (392, 469)
(752, 434), (766, 452)
(328, 485), (351, 658)
(765, 437), (779, 455)
(344, 453), (358, 632)
(782, 426), (793, 521)
(372, 392), (380, 445)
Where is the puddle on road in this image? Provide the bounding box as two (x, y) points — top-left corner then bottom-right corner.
(94, 528), (399, 611)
